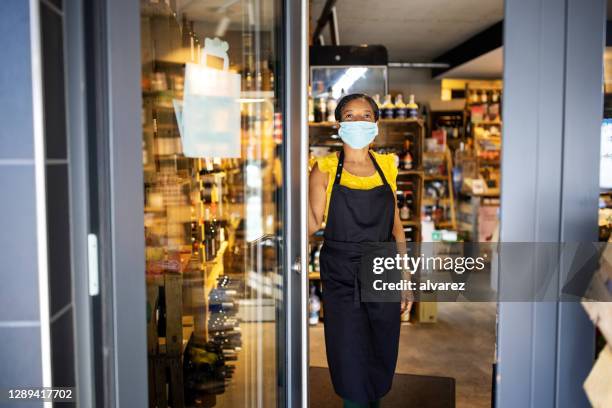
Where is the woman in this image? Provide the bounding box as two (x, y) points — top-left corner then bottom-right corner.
(309, 93), (412, 408)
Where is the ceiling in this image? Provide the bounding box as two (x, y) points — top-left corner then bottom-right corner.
(310, 0), (504, 61)
(438, 47), (503, 79)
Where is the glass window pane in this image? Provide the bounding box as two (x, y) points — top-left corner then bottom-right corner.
(140, 1), (284, 406)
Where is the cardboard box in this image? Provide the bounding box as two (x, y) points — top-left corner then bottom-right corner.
(584, 345), (612, 408)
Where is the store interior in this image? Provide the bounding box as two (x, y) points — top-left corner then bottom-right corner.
(306, 2), (502, 407)
(137, 0), (612, 407)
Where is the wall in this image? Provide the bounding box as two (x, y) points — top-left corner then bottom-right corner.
(0, 0), (76, 398)
(388, 67), (465, 111)
(0, 0), (44, 393)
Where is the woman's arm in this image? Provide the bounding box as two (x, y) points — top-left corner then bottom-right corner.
(391, 202), (406, 255)
(392, 197), (413, 314)
(308, 163), (328, 236)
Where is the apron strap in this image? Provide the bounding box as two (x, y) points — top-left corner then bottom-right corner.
(368, 151), (390, 186)
(334, 150), (345, 185)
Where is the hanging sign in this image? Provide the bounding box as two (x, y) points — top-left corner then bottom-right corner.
(176, 37), (241, 158)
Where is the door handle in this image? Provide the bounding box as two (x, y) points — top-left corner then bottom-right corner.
(292, 256), (302, 274)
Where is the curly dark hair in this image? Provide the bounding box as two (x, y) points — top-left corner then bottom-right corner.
(334, 93), (380, 122)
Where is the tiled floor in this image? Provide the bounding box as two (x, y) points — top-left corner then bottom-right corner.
(309, 302), (497, 408)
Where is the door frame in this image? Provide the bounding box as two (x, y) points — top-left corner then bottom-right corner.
(284, 0), (309, 406)
(78, 0), (310, 406)
(497, 0), (605, 407)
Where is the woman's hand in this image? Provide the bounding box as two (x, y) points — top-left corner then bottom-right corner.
(400, 299), (413, 315)
(400, 288), (414, 314)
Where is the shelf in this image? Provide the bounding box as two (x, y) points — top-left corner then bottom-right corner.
(423, 175), (447, 181)
(379, 118), (423, 124)
(309, 118), (423, 127)
(423, 151), (446, 157)
(143, 90), (179, 98)
(240, 90), (275, 99)
(436, 221), (455, 229)
(309, 272), (321, 280)
(401, 220), (420, 227)
(309, 121), (339, 128)
(472, 120), (502, 126)
(422, 197), (451, 205)
(397, 169), (423, 176)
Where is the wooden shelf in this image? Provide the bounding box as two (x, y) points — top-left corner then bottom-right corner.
(309, 121), (339, 128)
(309, 272), (321, 280)
(423, 174), (447, 181)
(379, 118), (423, 124)
(472, 120), (502, 126)
(422, 197), (451, 205)
(398, 169), (424, 176)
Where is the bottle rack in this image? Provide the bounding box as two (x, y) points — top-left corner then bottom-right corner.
(422, 148), (457, 230)
(463, 83), (502, 197)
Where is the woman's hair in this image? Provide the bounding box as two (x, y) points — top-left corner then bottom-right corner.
(334, 93), (380, 122)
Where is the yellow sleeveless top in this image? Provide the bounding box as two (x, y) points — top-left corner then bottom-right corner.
(314, 151), (398, 222)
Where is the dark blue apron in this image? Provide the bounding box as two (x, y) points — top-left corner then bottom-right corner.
(320, 150), (401, 404)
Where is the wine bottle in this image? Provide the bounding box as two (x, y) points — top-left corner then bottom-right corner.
(394, 94), (407, 119)
(382, 94), (395, 119)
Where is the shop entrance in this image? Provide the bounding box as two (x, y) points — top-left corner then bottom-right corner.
(77, 0), (607, 407)
(306, 2), (502, 407)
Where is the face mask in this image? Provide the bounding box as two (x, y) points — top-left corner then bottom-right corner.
(338, 121), (378, 149)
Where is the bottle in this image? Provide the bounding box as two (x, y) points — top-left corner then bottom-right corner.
(313, 244), (321, 272)
(255, 67), (263, 90)
(400, 139), (413, 170)
(308, 243), (314, 272)
(488, 91), (500, 121)
(382, 94), (395, 119)
(394, 94), (407, 119)
(210, 203), (221, 244)
(308, 86), (315, 122)
(314, 96), (327, 123)
(269, 67), (275, 91)
(308, 285), (321, 325)
(244, 67), (253, 91)
(452, 142), (465, 193)
(406, 94), (418, 118)
(400, 202), (411, 220)
(481, 90), (489, 119)
(399, 193), (410, 220)
(326, 87), (337, 122)
(181, 15), (190, 48)
(373, 94), (382, 111)
(156, 286), (167, 337)
(261, 60), (271, 91)
(204, 207), (217, 261)
(142, 140), (148, 165)
(405, 191), (414, 221)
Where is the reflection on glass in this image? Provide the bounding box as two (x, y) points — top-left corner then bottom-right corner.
(140, 1), (283, 406)
(310, 66), (387, 99)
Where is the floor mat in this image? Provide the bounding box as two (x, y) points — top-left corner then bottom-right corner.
(309, 366), (456, 408)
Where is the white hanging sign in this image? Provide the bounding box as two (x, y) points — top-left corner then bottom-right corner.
(176, 37), (241, 158)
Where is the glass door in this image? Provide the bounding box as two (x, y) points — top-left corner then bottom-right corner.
(138, 0), (302, 406)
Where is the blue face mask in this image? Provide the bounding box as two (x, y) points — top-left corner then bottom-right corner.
(338, 121), (378, 149)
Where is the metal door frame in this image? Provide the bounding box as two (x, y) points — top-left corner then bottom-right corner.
(284, 0), (309, 406)
(68, 0), (310, 406)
